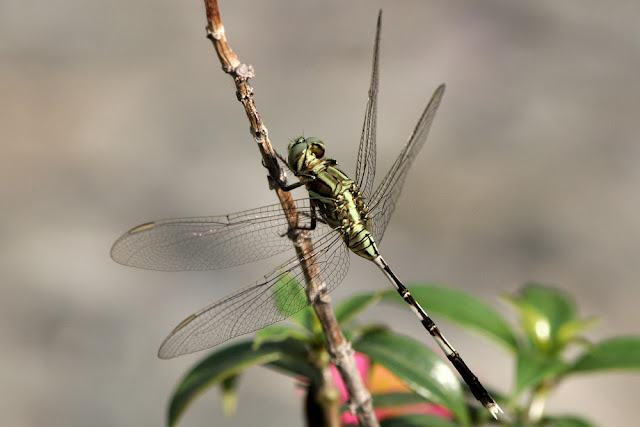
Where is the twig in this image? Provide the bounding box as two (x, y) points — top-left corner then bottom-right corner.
(202, 1), (378, 426)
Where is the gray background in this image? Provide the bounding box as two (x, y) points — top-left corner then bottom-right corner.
(2, 0), (639, 425)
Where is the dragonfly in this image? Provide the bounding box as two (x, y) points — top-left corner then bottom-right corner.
(111, 14), (501, 418)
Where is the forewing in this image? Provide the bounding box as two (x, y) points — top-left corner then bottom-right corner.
(157, 230), (350, 358)
(355, 11), (381, 199)
(111, 199), (327, 271)
(369, 84), (445, 243)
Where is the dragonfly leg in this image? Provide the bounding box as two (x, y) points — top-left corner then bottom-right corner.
(278, 180), (306, 192)
(264, 153), (309, 192)
(267, 169), (305, 192)
(286, 202), (318, 235)
(372, 256), (503, 419)
(263, 157), (288, 191)
(297, 201), (317, 231)
(276, 201), (318, 240)
(271, 168), (317, 192)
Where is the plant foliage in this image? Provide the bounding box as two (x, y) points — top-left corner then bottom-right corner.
(167, 283), (640, 426)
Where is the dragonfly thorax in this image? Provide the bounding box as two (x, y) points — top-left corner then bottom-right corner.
(286, 136), (379, 261)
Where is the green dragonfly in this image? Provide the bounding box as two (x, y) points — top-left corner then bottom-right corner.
(111, 14), (501, 418)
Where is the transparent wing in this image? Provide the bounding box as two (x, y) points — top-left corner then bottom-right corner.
(355, 11), (381, 200)
(369, 84), (445, 243)
(157, 231), (350, 358)
(111, 199), (331, 271)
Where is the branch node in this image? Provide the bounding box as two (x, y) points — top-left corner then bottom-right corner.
(327, 340), (353, 362)
(250, 125), (265, 140)
(235, 63), (255, 79)
(205, 25), (217, 41)
(348, 394), (374, 416)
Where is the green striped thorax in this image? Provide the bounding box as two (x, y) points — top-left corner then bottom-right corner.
(286, 136), (380, 261)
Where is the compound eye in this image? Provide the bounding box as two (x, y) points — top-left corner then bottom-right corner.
(287, 137), (305, 153)
(287, 137), (308, 171)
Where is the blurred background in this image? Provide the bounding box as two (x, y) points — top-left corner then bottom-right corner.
(2, 0), (639, 425)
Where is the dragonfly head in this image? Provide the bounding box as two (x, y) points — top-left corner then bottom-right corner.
(287, 137), (326, 173)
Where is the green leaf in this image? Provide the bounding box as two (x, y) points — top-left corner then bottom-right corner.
(380, 414), (458, 427)
(557, 317), (598, 347)
(264, 355), (318, 380)
(290, 305), (318, 333)
(519, 284), (577, 325)
(541, 414), (597, 427)
(505, 284), (589, 354)
(168, 339), (310, 426)
(571, 336), (640, 373)
(372, 392), (430, 408)
(253, 324), (312, 348)
(273, 272), (309, 320)
(220, 375), (239, 416)
(515, 351), (569, 395)
(353, 330), (470, 426)
(335, 291), (381, 325)
(381, 284), (518, 352)
(504, 294), (551, 351)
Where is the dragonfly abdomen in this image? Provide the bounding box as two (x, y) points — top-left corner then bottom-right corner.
(344, 222), (379, 261)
